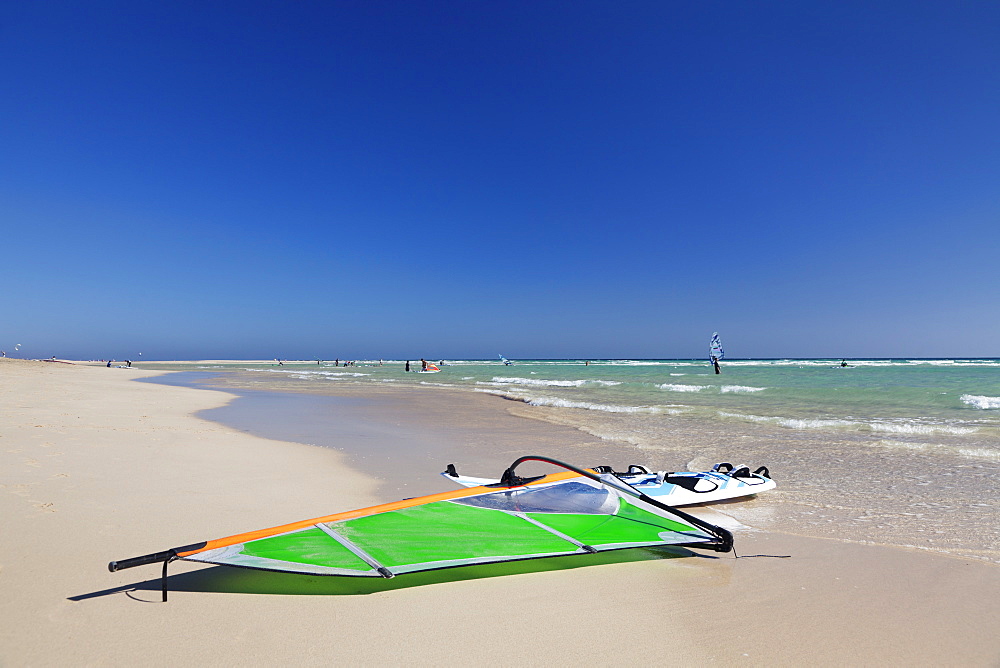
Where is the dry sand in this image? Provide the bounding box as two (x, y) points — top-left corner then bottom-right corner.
(1, 358), (998, 666)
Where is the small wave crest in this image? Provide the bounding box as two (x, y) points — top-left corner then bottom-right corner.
(657, 383), (765, 394)
(867, 421), (978, 436)
(657, 383), (708, 392)
(476, 389), (664, 413)
(961, 394), (1000, 409)
(525, 397), (661, 413)
(488, 376), (621, 388)
(717, 411), (979, 435)
(718, 411), (856, 430)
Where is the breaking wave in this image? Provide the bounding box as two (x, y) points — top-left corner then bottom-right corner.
(487, 377), (621, 388)
(961, 394), (1000, 409)
(867, 421), (978, 436)
(476, 389), (664, 413)
(721, 385), (767, 393)
(718, 411), (856, 430)
(658, 384), (765, 394)
(717, 411), (978, 435)
(658, 383), (708, 392)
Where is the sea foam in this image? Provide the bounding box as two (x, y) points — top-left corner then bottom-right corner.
(717, 411), (979, 435)
(867, 421), (978, 436)
(657, 383), (707, 392)
(488, 376), (621, 388)
(718, 411), (857, 430)
(961, 394), (1000, 409)
(476, 389), (662, 413)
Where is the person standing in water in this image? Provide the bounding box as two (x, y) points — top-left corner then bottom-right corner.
(712, 356), (721, 374)
(405, 360), (411, 372)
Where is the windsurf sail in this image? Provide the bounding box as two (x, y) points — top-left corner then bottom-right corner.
(709, 332), (724, 361)
(109, 456), (733, 600)
(499, 354), (512, 365)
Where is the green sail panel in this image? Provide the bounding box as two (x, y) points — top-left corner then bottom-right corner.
(328, 501), (583, 573)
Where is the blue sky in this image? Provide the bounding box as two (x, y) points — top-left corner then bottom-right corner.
(3, 1), (998, 360)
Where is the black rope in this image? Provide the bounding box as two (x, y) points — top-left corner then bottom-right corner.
(732, 545), (791, 559)
(738, 555), (792, 558)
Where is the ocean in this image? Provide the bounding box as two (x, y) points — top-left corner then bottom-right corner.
(145, 358), (1000, 563)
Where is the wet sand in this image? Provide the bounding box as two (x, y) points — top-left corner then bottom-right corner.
(2, 359), (998, 666)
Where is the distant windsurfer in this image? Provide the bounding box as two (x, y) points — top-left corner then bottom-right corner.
(841, 359), (848, 367)
(421, 358), (427, 371)
(712, 356), (721, 374)
(405, 360), (411, 372)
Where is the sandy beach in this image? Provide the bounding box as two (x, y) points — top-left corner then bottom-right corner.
(2, 359), (998, 666)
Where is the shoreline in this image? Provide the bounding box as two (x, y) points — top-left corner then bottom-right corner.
(150, 367), (1000, 565)
(2, 358), (998, 665)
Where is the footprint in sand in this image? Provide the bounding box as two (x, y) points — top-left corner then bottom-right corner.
(35, 502), (56, 512)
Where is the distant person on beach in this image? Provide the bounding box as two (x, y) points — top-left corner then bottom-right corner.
(712, 356), (721, 374)
(126, 360), (131, 367)
(405, 360), (411, 372)
(107, 360), (112, 367)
